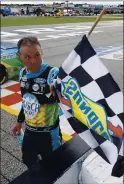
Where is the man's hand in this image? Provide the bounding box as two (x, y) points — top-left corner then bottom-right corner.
(50, 85), (56, 96)
(11, 122), (22, 136)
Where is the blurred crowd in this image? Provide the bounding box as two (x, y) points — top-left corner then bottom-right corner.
(0, 4), (123, 17)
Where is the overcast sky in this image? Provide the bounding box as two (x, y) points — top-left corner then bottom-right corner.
(1, 0), (123, 5)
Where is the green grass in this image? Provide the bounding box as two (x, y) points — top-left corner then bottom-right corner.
(111, 14), (123, 16)
(1, 16), (123, 27)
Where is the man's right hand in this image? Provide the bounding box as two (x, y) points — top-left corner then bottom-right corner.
(11, 122), (22, 136)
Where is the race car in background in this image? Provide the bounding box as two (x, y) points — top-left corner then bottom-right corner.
(0, 42), (24, 85)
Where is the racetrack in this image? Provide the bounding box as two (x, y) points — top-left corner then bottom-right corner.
(1, 20), (123, 183)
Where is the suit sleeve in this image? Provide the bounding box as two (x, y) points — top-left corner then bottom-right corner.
(17, 105), (25, 123)
(17, 68), (26, 123)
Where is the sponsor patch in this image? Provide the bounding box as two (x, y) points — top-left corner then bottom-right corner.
(34, 78), (46, 85)
(32, 84), (39, 91)
(20, 81), (25, 88)
(22, 75), (27, 81)
(22, 93), (40, 119)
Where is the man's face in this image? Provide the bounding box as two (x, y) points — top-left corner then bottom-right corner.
(19, 44), (42, 73)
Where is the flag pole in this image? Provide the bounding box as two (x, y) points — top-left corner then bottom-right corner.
(87, 8), (107, 37)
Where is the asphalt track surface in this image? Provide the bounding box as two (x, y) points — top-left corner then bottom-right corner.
(1, 20), (123, 183)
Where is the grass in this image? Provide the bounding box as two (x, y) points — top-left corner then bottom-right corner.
(111, 14), (123, 16)
(1, 15), (123, 27)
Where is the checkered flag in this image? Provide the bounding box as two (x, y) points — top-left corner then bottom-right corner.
(56, 35), (124, 177)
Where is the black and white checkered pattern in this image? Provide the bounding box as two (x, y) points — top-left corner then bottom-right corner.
(57, 35), (124, 168)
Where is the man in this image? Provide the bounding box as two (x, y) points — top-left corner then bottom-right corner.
(11, 36), (62, 169)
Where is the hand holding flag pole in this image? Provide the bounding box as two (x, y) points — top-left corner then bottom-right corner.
(87, 8), (107, 37)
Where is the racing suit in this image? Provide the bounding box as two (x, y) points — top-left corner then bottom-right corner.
(17, 63), (62, 168)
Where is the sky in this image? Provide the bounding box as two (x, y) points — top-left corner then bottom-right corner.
(1, 0), (123, 5)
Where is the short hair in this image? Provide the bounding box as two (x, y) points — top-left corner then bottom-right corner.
(17, 36), (41, 51)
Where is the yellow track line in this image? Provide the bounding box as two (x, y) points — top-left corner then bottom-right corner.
(1, 103), (19, 116)
(1, 103), (72, 141)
